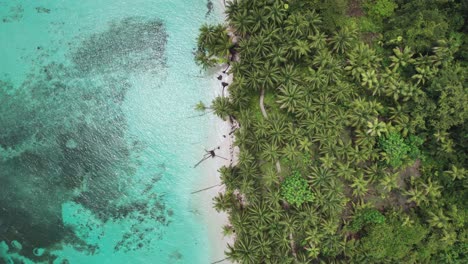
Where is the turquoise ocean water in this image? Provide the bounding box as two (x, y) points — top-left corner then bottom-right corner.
(0, 0), (223, 263)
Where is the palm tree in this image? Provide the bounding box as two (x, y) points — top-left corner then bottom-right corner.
(329, 26), (357, 54)
(254, 117), (269, 138)
(335, 161), (356, 181)
(268, 118), (288, 147)
(260, 142), (280, 163)
(319, 153), (336, 169)
(427, 209), (450, 229)
(308, 166), (334, 189)
(389, 46), (415, 72)
(262, 166), (280, 188)
(248, 202), (274, 227)
(404, 187), (428, 206)
(211, 96), (232, 121)
(194, 101), (208, 112)
(366, 118), (387, 137)
(213, 192), (235, 212)
(309, 31), (328, 50)
(345, 43), (381, 81)
(282, 143), (301, 163)
(378, 171), (399, 195)
(280, 64), (302, 86)
(249, 7), (268, 33)
(268, 45), (288, 65)
(295, 98), (315, 120)
(348, 98), (382, 128)
(305, 10), (322, 33)
(230, 9), (251, 36)
(198, 24), (218, 48)
(253, 232), (274, 259)
(276, 84), (304, 113)
(350, 173), (369, 198)
(360, 69), (379, 91)
(291, 39), (311, 59)
(260, 62), (281, 89)
(265, 0), (286, 26)
(226, 237), (258, 264)
(245, 69), (263, 91)
(285, 14), (308, 38)
(444, 165), (466, 181)
(298, 137), (312, 153)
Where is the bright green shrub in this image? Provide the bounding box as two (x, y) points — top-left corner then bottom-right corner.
(380, 132), (411, 168)
(363, 0), (397, 19)
(280, 171), (314, 207)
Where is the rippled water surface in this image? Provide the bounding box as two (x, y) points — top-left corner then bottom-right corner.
(0, 0), (221, 263)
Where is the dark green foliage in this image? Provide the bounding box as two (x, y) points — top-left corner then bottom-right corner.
(406, 135), (424, 160)
(197, 0), (467, 262)
(195, 24), (232, 68)
(358, 216), (427, 261)
(349, 208), (386, 232)
(280, 172), (314, 207)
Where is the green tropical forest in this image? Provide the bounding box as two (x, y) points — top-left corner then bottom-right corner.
(196, 0), (467, 263)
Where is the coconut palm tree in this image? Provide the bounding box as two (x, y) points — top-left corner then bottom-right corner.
(366, 118), (388, 137)
(291, 39), (311, 59)
(268, 45), (288, 66)
(308, 166), (334, 189)
(214, 192), (235, 212)
(261, 142), (280, 163)
(260, 62), (281, 89)
(285, 14), (308, 38)
(389, 46), (415, 72)
(230, 9), (251, 36)
(350, 173), (369, 198)
(226, 237), (258, 264)
(265, 0), (287, 26)
(329, 26), (357, 54)
(309, 31), (328, 50)
(211, 96), (232, 121)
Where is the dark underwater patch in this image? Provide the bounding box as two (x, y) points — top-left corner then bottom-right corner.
(1, 3), (24, 23)
(0, 17), (170, 261)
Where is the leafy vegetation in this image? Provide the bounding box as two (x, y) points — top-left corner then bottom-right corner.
(197, 0), (467, 262)
(349, 208), (385, 231)
(280, 172), (314, 207)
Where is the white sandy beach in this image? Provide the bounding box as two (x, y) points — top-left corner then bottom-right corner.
(191, 1), (238, 263)
(191, 64), (236, 263)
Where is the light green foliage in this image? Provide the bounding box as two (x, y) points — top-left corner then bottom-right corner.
(280, 171), (314, 207)
(349, 208), (386, 231)
(363, 0), (397, 19)
(379, 132), (422, 168)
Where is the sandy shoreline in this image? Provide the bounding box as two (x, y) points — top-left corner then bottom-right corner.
(191, 64), (236, 263)
(191, 1), (237, 263)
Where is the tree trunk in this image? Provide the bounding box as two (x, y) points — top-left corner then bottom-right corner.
(276, 160), (282, 174)
(289, 233), (298, 260)
(260, 88), (268, 119)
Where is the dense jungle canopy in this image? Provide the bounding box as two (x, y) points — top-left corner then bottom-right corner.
(196, 0), (467, 263)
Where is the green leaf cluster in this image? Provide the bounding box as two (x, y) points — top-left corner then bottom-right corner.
(358, 215), (427, 261)
(379, 132), (422, 168)
(349, 208), (386, 232)
(280, 172), (314, 207)
(196, 0), (467, 262)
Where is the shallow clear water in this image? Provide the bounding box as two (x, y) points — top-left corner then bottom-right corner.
(0, 0), (222, 263)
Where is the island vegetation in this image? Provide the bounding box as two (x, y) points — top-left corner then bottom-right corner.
(196, 0), (467, 263)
